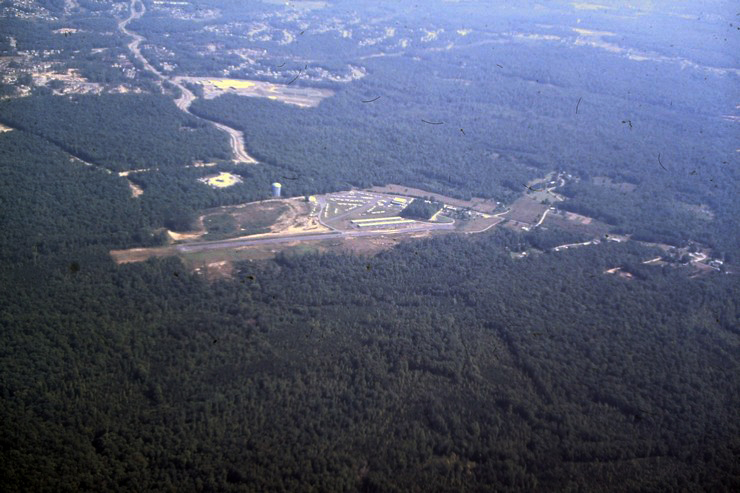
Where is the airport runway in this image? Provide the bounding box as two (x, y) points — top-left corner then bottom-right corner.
(175, 223), (455, 254)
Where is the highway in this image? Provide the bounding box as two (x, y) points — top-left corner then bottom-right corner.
(119, 0), (257, 164)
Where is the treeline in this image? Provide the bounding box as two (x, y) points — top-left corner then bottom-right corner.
(0, 94), (230, 172)
(400, 198), (443, 220)
(1, 125), (739, 491)
(0, 17), (123, 55)
(0, 131), (157, 265)
(1, 194), (738, 491)
(188, 89), (536, 204)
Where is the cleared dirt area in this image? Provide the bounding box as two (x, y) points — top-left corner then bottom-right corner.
(604, 267), (634, 280)
(506, 195), (549, 224)
(563, 211), (592, 225)
(165, 198), (330, 245)
(220, 198), (329, 237)
(273, 199), (329, 235)
(127, 179), (144, 197)
(339, 235), (403, 255)
(195, 260), (235, 281)
(168, 229), (204, 242)
(198, 171), (243, 188)
(368, 184), (499, 213)
(175, 76), (335, 108)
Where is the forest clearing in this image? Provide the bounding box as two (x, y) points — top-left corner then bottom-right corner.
(176, 76), (335, 108)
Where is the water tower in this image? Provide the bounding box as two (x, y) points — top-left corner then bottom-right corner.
(271, 182), (282, 198)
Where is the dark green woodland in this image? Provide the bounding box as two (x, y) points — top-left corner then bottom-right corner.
(1, 0), (738, 491)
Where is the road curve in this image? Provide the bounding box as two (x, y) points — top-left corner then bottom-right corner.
(119, 0), (257, 164)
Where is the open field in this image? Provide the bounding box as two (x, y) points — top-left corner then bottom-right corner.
(110, 246), (174, 263)
(32, 68), (105, 96)
(175, 76), (335, 108)
(114, 177), (622, 269)
(459, 215), (506, 234)
(192, 199), (328, 242)
(111, 188), (459, 265)
(505, 195), (549, 225)
(543, 210), (611, 236)
(113, 171), (611, 268)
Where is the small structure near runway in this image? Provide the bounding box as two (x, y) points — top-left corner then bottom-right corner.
(351, 217), (416, 228)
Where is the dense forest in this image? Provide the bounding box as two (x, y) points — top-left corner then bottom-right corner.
(1, 0), (739, 491)
(1, 125), (739, 491)
(0, 94), (230, 172)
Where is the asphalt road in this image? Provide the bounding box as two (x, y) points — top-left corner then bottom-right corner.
(119, 0), (257, 164)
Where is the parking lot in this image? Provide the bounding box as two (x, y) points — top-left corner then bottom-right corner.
(318, 190), (426, 231)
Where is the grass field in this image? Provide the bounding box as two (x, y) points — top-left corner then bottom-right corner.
(202, 201), (290, 239)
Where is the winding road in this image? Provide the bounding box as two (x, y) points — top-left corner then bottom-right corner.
(119, 0), (257, 164)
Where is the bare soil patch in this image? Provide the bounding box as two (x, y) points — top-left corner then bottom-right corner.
(168, 230), (203, 242)
(127, 179), (143, 197)
(176, 76), (334, 108)
(110, 246), (174, 264)
(459, 216), (505, 233)
(272, 198), (330, 235)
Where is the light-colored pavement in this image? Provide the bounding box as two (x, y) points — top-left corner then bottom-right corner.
(119, 0), (257, 164)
